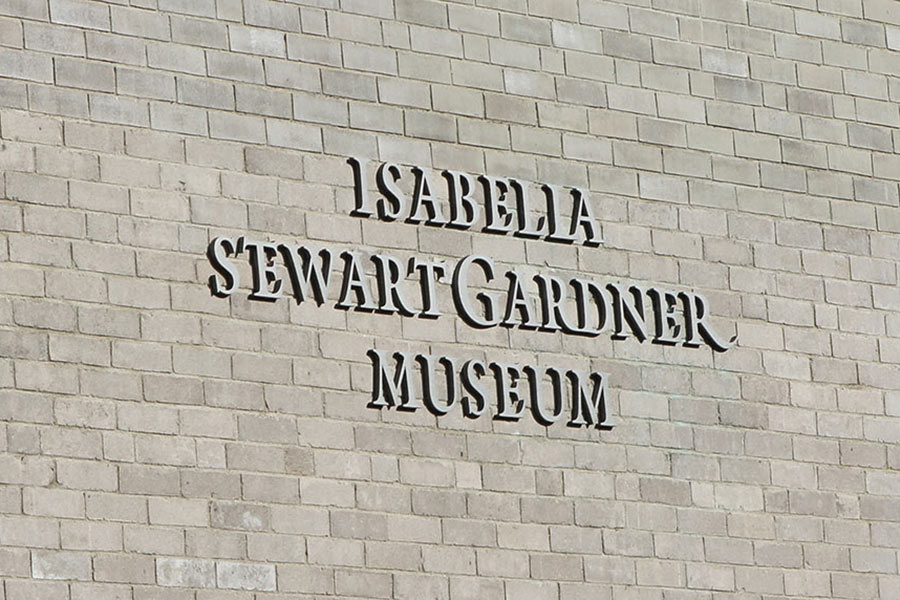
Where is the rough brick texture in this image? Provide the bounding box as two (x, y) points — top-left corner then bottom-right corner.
(1, 0), (899, 598)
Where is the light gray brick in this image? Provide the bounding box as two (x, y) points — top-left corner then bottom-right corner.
(4, 113), (62, 145)
(32, 551), (92, 581)
(156, 558), (215, 588)
(111, 6), (169, 40)
(50, 0), (110, 31)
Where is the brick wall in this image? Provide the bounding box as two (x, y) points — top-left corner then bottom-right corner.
(1, 0), (899, 598)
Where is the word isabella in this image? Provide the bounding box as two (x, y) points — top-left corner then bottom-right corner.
(347, 157), (603, 247)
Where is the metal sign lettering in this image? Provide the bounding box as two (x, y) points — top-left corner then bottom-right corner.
(206, 158), (738, 430)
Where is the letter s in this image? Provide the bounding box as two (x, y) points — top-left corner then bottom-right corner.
(208, 236), (241, 297)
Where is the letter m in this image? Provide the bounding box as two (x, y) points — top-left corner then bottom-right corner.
(367, 349), (418, 410)
(567, 370), (613, 430)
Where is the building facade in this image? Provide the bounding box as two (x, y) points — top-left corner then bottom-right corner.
(1, 0), (899, 598)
